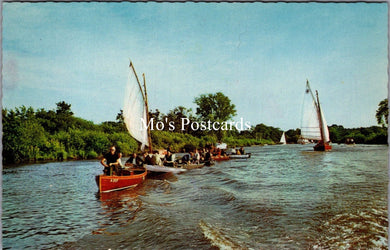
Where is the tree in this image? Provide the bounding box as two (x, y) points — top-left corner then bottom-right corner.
(56, 101), (73, 116)
(194, 92), (236, 140)
(194, 92), (236, 122)
(55, 101), (74, 131)
(164, 106), (195, 133)
(376, 98), (388, 127)
(116, 109), (124, 123)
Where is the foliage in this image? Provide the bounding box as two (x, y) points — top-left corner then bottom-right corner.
(328, 124), (387, 144)
(376, 98), (388, 127)
(3, 97), (388, 165)
(194, 92), (237, 140)
(2, 102), (134, 164)
(194, 92), (236, 122)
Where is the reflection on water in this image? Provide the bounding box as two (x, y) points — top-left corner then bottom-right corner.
(2, 144), (388, 249)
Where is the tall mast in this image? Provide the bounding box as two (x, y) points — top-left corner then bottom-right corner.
(316, 90), (325, 142)
(143, 73), (153, 153)
(129, 61), (145, 100)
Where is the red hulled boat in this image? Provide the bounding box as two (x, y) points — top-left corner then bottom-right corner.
(96, 170), (147, 193)
(301, 80), (332, 151)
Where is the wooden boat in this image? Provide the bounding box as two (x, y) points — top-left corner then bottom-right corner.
(300, 80), (332, 151)
(345, 138), (355, 145)
(297, 136), (309, 145)
(96, 169), (147, 193)
(212, 155), (230, 161)
(145, 164), (186, 174)
(179, 163), (205, 170)
(229, 153), (251, 159)
(96, 61), (151, 192)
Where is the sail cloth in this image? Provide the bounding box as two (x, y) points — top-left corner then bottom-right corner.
(320, 108), (330, 142)
(123, 65), (149, 150)
(301, 82), (330, 142)
(280, 132), (286, 144)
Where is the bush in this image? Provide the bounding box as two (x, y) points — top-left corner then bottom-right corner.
(86, 150), (98, 159)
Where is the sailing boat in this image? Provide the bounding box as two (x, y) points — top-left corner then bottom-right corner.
(123, 61), (185, 175)
(279, 132), (286, 145)
(300, 80), (332, 151)
(95, 61), (149, 193)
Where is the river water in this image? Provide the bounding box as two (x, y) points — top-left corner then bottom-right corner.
(2, 144), (388, 249)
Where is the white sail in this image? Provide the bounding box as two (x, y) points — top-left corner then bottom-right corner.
(300, 81), (330, 142)
(123, 64), (149, 150)
(320, 108), (330, 142)
(301, 86), (322, 140)
(280, 132), (286, 144)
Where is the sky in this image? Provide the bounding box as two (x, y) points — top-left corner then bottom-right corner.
(2, 2), (388, 131)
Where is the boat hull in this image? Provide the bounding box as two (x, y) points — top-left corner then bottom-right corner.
(212, 155), (230, 161)
(96, 171), (147, 193)
(229, 153), (251, 159)
(179, 163), (205, 170)
(145, 164), (187, 174)
(313, 142), (332, 151)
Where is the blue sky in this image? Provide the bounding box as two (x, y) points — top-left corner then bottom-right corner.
(2, 2), (388, 131)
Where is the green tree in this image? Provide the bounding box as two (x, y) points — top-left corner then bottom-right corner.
(55, 101), (74, 131)
(376, 98), (388, 127)
(149, 109), (163, 123)
(164, 106), (195, 133)
(194, 92), (236, 140)
(116, 109), (125, 123)
(35, 108), (58, 134)
(194, 92), (236, 122)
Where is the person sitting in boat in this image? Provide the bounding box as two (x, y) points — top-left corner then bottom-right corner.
(125, 153), (143, 168)
(181, 153), (191, 164)
(163, 151), (176, 167)
(100, 146), (122, 176)
(239, 147), (245, 155)
(150, 150), (163, 166)
(193, 149), (201, 164)
(204, 149), (212, 165)
(142, 151), (152, 165)
(199, 148), (206, 162)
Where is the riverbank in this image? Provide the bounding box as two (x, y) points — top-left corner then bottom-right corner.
(3, 103), (387, 165)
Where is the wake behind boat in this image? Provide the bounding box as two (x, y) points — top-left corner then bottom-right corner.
(300, 80), (332, 151)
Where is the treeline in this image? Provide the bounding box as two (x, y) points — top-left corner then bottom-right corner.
(2, 102), (272, 164)
(328, 125), (387, 144)
(3, 101), (388, 165)
(3, 102), (136, 164)
(280, 125), (387, 144)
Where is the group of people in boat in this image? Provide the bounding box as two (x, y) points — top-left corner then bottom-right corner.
(101, 144), (236, 176)
(100, 144), (248, 176)
(230, 147), (245, 155)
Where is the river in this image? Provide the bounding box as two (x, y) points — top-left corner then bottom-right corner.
(2, 144), (388, 249)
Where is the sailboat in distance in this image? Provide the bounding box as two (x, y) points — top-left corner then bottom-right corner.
(279, 132), (286, 145)
(300, 80), (332, 151)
